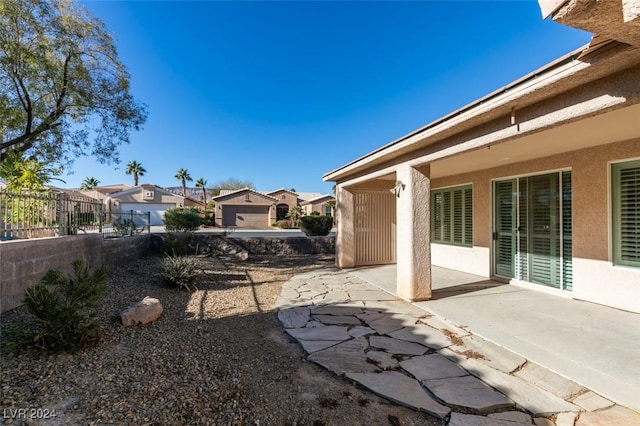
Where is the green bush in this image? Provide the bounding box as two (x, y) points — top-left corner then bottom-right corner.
(310, 211), (320, 216)
(160, 255), (199, 291)
(299, 215), (333, 236)
(163, 207), (201, 232)
(16, 261), (108, 353)
(275, 219), (292, 229)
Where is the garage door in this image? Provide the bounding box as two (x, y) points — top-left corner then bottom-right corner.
(222, 205), (270, 228)
(120, 203), (176, 226)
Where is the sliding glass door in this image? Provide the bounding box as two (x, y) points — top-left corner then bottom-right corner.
(493, 171), (572, 291)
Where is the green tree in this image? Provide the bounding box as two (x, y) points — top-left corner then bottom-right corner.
(80, 176), (100, 190)
(175, 168), (192, 197)
(195, 178), (207, 210)
(0, 152), (61, 191)
(125, 160), (145, 186)
(286, 205), (304, 228)
(0, 0), (147, 167)
(210, 177), (255, 196)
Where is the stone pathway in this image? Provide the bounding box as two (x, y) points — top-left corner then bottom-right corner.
(276, 268), (640, 425)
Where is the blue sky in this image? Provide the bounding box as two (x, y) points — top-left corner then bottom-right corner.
(67, 0), (591, 193)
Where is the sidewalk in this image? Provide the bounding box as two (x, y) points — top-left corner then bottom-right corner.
(276, 267), (640, 425)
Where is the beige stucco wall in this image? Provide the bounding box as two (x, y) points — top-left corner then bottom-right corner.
(429, 137), (640, 312)
(112, 186), (185, 205)
(269, 190), (299, 209)
(214, 191), (276, 227)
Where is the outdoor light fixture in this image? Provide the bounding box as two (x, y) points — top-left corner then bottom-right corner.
(390, 180), (405, 197)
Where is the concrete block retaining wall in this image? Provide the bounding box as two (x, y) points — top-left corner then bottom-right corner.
(189, 235), (336, 256)
(0, 234), (152, 313)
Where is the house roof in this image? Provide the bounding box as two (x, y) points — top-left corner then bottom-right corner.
(297, 192), (324, 202)
(211, 187), (278, 202)
(323, 38), (639, 183)
(300, 194), (335, 205)
(266, 188), (299, 196)
(106, 183), (191, 201)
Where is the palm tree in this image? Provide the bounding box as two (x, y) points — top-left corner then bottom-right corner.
(195, 178), (208, 210)
(175, 168), (192, 197)
(125, 160), (146, 186)
(286, 205), (304, 228)
(80, 177), (100, 190)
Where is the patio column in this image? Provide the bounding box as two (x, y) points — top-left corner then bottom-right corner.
(336, 185), (356, 268)
(396, 164), (432, 301)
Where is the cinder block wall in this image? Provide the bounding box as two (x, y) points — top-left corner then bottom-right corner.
(0, 234), (152, 313)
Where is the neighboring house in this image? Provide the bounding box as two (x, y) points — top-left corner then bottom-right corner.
(106, 184), (203, 226)
(323, 0), (640, 313)
(79, 183), (131, 201)
(266, 188), (300, 221)
(301, 194), (335, 217)
(212, 188), (278, 228)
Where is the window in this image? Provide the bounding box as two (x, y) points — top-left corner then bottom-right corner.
(612, 159), (640, 267)
(325, 205), (332, 216)
(431, 185), (472, 246)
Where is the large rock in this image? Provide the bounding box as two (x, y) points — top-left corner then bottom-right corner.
(121, 297), (163, 326)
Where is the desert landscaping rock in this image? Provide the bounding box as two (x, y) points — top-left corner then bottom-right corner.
(487, 411), (533, 423)
(369, 335), (429, 355)
(366, 350), (399, 370)
(286, 325), (350, 342)
(120, 296), (163, 326)
(387, 325), (453, 350)
(555, 412), (578, 426)
(277, 307), (310, 328)
(348, 326), (375, 338)
(346, 371), (451, 419)
(311, 314), (362, 325)
(364, 314), (417, 334)
(295, 339), (345, 354)
(452, 357), (580, 416)
(347, 289), (397, 301)
(400, 353), (468, 381)
(572, 391), (615, 411)
(310, 304), (364, 316)
(308, 337), (379, 374)
(425, 375), (513, 413)
(305, 320), (326, 328)
(575, 405), (640, 426)
(449, 412), (532, 426)
(3, 255), (443, 425)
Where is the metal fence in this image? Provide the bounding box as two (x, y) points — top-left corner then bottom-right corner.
(101, 210), (151, 238)
(0, 189), (150, 240)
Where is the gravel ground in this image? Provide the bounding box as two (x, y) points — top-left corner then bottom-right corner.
(1, 254), (440, 426)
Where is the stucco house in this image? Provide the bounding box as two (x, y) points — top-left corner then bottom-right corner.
(301, 194), (335, 217)
(323, 0), (640, 313)
(212, 188), (278, 228)
(105, 184), (203, 226)
(266, 188), (300, 221)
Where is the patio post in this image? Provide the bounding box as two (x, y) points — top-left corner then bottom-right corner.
(335, 185), (356, 268)
(395, 164), (432, 301)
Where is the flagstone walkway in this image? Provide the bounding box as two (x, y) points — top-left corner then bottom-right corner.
(276, 268), (640, 425)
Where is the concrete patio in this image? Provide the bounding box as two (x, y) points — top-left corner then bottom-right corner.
(353, 265), (640, 413)
(276, 265), (640, 425)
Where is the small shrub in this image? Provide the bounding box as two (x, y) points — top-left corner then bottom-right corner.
(275, 219), (292, 229)
(310, 211), (320, 216)
(160, 255), (199, 291)
(14, 261), (108, 353)
(163, 207), (201, 232)
(112, 218), (142, 236)
(299, 215), (333, 236)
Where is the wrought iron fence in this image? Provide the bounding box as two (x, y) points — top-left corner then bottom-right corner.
(0, 189), (150, 240)
(101, 210), (151, 238)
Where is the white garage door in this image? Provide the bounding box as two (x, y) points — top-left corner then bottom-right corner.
(222, 205), (270, 228)
(120, 203), (176, 226)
